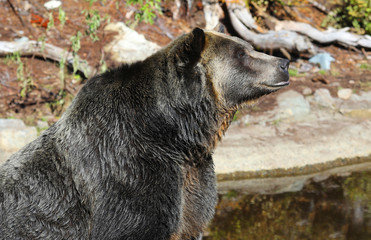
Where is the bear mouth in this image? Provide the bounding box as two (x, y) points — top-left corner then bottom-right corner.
(263, 80), (290, 88)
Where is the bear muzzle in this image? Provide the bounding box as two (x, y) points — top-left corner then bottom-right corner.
(263, 58), (290, 89)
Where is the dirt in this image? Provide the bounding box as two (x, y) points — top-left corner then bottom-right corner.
(0, 0), (370, 126)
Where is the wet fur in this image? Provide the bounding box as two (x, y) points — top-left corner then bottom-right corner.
(0, 28), (288, 239)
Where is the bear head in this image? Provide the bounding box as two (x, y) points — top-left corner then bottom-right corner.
(168, 27), (290, 110)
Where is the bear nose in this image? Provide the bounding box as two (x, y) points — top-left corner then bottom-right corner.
(280, 59), (290, 71)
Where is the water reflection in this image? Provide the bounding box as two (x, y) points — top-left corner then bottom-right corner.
(206, 171), (371, 240)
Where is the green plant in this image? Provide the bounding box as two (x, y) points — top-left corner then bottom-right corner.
(86, 0), (98, 7)
(37, 35), (46, 52)
(360, 63), (371, 70)
(288, 68), (298, 76)
(322, 0), (371, 35)
(13, 52), (34, 98)
(127, 0), (162, 24)
(272, 118), (281, 125)
(225, 190), (239, 199)
(318, 69), (327, 75)
(14, 52), (24, 83)
(20, 76), (33, 98)
(59, 53), (66, 91)
(99, 56), (108, 73)
(232, 110), (240, 121)
(40, 116), (48, 122)
(70, 31), (82, 74)
(360, 80), (371, 90)
(58, 7), (66, 27)
(288, 68), (306, 77)
(83, 9), (102, 41)
(47, 12), (54, 31)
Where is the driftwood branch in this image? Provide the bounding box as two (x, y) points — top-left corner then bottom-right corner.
(226, 2), (260, 32)
(202, 0), (223, 30)
(0, 41), (94, 78)
(226, 2), (316, 53)
(274, 21), (371, 49)
(252, 3), (371, 49)
(226, 1), (371, 53)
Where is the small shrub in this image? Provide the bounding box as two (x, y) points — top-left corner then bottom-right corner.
(127, 0), (162, 24)
(360, 63), (371, 70)
(322, 0), (371, 35)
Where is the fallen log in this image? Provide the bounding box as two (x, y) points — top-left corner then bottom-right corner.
(226, 2), (260, 32)
(274, 21), (371, 49)
(251, 2), (371, 49)
(0, 41), (94, 78)
(226, 2), (316, 53)
(226, 0), (371, 53)
(202, 0), (223, 30)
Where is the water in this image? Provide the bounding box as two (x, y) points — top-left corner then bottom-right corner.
(206, 170), (371, 240)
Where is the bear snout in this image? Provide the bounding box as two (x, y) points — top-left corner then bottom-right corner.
(273, 58), (290, 86)
(280, 59), (290, 72)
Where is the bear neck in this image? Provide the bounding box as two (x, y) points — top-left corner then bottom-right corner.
(170, 99), (235, 163)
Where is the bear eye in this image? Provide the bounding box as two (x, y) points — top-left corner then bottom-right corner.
(236, 49), (246, 59)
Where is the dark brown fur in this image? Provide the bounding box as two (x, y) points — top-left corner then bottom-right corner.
(0, 28), (289, 240)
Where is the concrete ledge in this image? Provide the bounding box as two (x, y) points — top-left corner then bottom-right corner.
(214, 118), (371, 174)
(217, 160), (371, 194)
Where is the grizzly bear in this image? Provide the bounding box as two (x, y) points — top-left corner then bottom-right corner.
(0, 27), (289, 239)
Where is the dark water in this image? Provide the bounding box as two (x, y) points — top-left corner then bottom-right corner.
(206, 171), (371, 240)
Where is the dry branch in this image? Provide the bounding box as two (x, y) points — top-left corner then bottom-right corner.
(226, 2), (260, 32)
(226, 1), (371, 53)
(0, 41), (94, 78)
(273, 21), (371, 49)
(226, 2), (316, 53)
(202, 0), (223, 30)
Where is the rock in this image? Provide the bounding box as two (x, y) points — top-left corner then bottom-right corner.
(14, 36), (29, 43)
(44, 0), (62, 10)
(0, 119), (37, 164)
(240, 114), (250, 126)
(349, 80), (355, 84)
(37, 120), (49, 129)
(298, 62), (313, 73)
(339, 91), (371, 112)
(302, 87), (312, 96)
(329, 82), (340, 87)
(104, 22), (161, 64)
(360, 91), (371, 102)
(36, 120), (49, 134)
(276, 90), (311, 119)
(22, 1), (32, 11)
(337, 88), (352, 100)
(350, 93), (362, 102)
(314, 88), (335, 109)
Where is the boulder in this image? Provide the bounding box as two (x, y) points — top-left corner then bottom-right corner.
(314, 88), (335, 109)
(276, 90), (311, 119)
(0, 119), (37, 164)
(104, 22), (161, 64)
(337, 88), (352, 100)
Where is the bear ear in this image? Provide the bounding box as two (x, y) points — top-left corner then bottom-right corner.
(190, 27), (206, 54)
(175, 28), (205, 68)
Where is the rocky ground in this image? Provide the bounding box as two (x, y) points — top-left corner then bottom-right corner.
(215, 88), (371, 174)
(2, 85), (371, 180)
